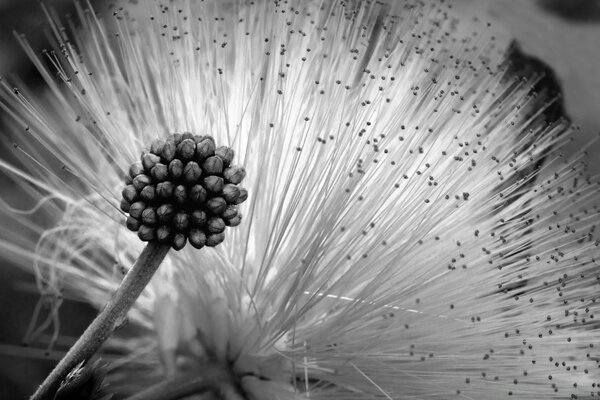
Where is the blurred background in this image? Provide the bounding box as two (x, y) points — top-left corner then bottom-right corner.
(0, 0), (599, 398)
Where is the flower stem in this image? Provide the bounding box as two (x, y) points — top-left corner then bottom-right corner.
(30, 242), (171, 400)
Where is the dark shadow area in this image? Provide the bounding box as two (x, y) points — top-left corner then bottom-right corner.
(539, 0), (600, 23)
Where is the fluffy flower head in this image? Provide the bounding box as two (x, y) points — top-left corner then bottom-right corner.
(0, 0), (599, 399)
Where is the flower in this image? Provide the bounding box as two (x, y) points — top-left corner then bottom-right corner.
(1, 0), (599, 399)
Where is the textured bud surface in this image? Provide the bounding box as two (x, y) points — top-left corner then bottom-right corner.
(121, 133), (247, 250)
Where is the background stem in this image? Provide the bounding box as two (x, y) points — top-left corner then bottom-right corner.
(30, 242), (171, 400)
(124, 362), (248, 400)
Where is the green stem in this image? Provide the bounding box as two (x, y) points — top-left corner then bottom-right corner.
(124, 362), (248, 400)
(30, 242), (171, 400)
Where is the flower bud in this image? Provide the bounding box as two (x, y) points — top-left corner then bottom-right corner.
(204, 176), (224, 193)
(195, 137), (215, 161)
(174, 185), (187, 205)
(132, 174), (152, 191)
(222, 205), (238, 220)
(161, 140), (176, 162)
(181, 132), (195, 141)
(206, 232), (225, 247)
(156, 204), (175, 222)
(183, 161), (202, 183)
(126, 216), (141, 231)
(140, 185), (156, 202)
(189, 229), (206, 249)
(223, 166), (246, 184)
(203, 156), (223, 175)
(172, 133), (183, 145)
(155, 225), (171, 243)
(207, 217), (226, 233)
(120, 199), (131, 213)
(168, 159), (184, 180)
(225, 213), (242, 227)
(206, 197), (227, 214)
(177, 138), (196, 161)
(142, 153), (161, 171)
(150, 163), (168, 181)
(189, 184), (207, 204)
(190, 210), (207, 226)
(172, 233), (187, 251)
(122, 185), (139, 203)
(137, 225), (154, 241)
(123, 132), (245, 250)
(129, 201), (146, 219)
(173, 212), (189, 231)
(128, 162), (144, 179)
(222, 184), (240, 203)
(232, 187), (248, 205)
(215, 146), (234, 166)
(141, 207), (157, 225)
(156, 181), (174, 199)
(150, 139), (165, 155)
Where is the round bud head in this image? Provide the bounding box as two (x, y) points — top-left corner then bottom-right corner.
(121, 132), (248, 250)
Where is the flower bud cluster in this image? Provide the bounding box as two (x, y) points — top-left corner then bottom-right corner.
(120, 132), (247, 250)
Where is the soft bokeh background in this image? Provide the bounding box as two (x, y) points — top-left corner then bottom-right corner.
(0, 0), (599, 398)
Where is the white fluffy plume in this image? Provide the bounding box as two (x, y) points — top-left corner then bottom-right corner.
(0, 0), (599, 399)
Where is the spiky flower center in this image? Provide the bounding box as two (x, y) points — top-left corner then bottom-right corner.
(120, 132), (247, 250)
